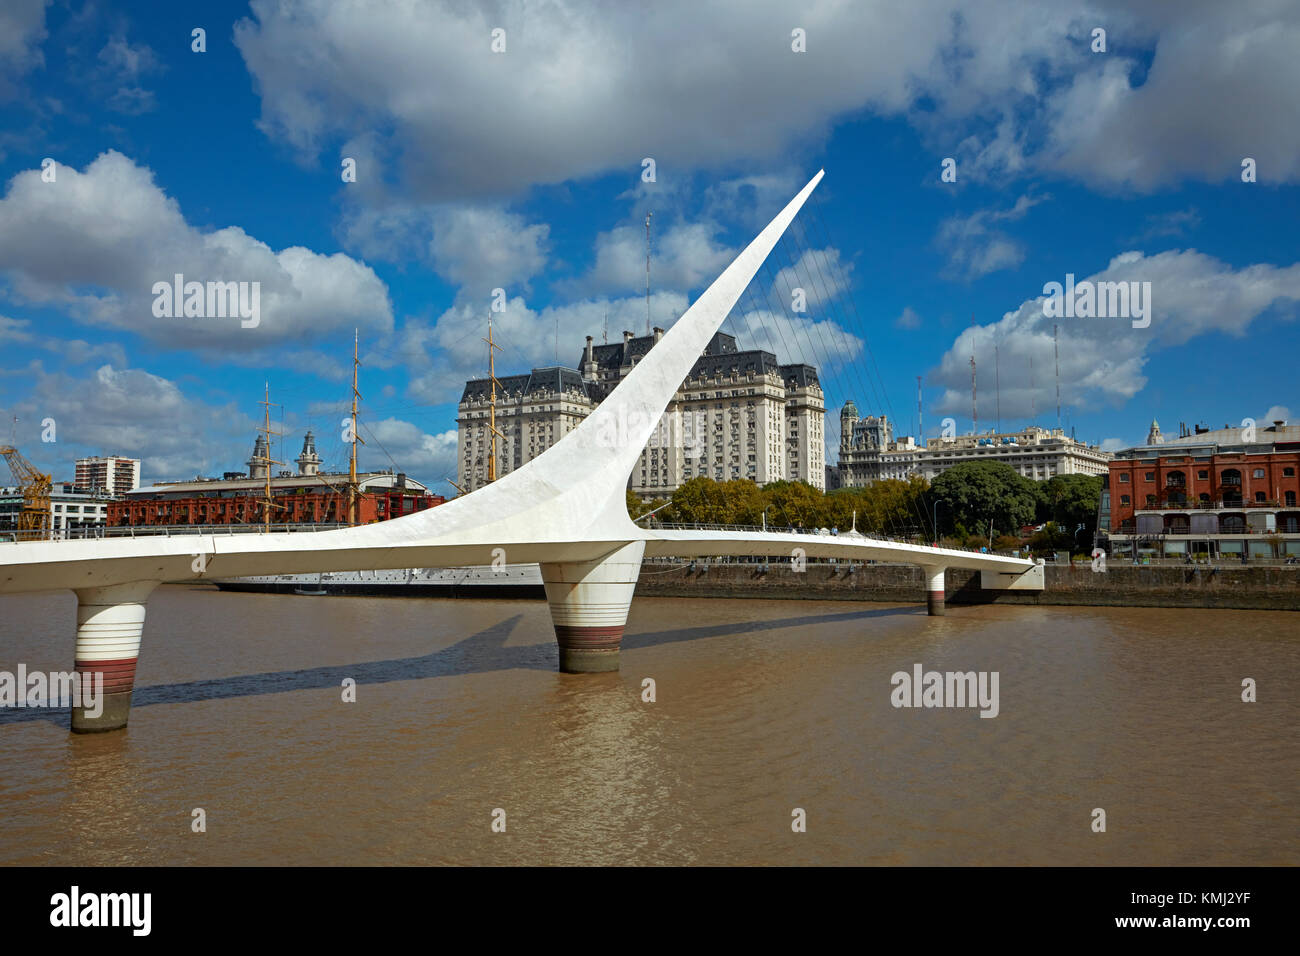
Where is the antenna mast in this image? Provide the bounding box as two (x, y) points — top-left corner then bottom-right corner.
(347, 330), (365, 526)
(995, 343), (1001, 433)
(484, 319), (504, 484)
(970, 354), (977, 435)
(1030, 352), (1035, 422)
(916, 375), (922, 442)
(645, 212), (653, 336)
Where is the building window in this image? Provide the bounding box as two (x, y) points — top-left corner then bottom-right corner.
(1198, 470), (1208, 480)
(1118, 473), (1130, 482)
(1120, 495), (1130, 505)
(1256, 492), (1266, 502)
(1253, 468), (1266, 479)
(1145, 472), (1155, 481)
(1286, 491), (1297, 506)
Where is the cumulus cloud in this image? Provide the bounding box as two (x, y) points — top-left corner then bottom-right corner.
(0, 0), (48, 97)
(930, 248), (1300, 418)
(13, 363), (256, 483)
(233, 0), (1300, 198)
(402, 292), (688, 404)
(895, 306), (923, 330)
(770, 247), (852, 309)
(0, 314), (127, 367)
(935, 192), (1048, 280)
(563, 221), (735, 298)
(362, 418), (459, 489)
(339, 200), (550, 299)
(0, 151), (394, 353)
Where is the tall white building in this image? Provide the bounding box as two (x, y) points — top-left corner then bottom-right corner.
(458, 330), (825, 497)
(74, 456), (140, 494)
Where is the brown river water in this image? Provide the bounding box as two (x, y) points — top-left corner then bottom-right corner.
(1, 585), (1296, 865)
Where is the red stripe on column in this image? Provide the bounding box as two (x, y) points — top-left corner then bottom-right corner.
(553, 625), (624, 650)
(75, 657), (138, 696)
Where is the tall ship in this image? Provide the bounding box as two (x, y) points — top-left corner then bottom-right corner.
(212, 564), (544, 598)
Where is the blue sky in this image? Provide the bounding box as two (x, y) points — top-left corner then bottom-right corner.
(1, 0), (1297, 494)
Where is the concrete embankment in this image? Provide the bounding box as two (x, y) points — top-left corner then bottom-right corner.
(635, 562), (1300, 611)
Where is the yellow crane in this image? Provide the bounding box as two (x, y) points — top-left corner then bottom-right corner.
(1, 445), (52, 540)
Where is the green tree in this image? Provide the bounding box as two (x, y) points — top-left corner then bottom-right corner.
(719, 479), (765, 525)
(626, 489), (644, 520)
(1038, 474), (1102, 539)
(928, 460), (1040, 538)
(761, 480), (823, 529)
(670, 477), (731, 523)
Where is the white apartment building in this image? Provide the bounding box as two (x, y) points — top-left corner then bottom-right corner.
(835, 401), (1110, 486)
(75, 455), (141, 494)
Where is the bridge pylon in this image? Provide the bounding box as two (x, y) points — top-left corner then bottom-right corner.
(924, 566), (946, 616)
(71, 581), (157, 732)
(541, 541), (645, 672)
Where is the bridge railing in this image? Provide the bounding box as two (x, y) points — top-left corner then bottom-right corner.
(645, 522), (1027, 560)
(0, 523), (349, 544)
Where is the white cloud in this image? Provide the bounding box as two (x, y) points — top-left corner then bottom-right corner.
(895, 306), (922, 330)
(362, 418), (459, 489)
(14, 363), (255, 483)
(930, 248), (1300, 418)
(0, 314), (127, 366)
(935, 192), (1048, 280)
(0, 0), (48, 97)
(233, 1), (1300, 197)
(564, 221), (735, 298)
(0, 151), (394, 353)
(770, 247), (852, 309)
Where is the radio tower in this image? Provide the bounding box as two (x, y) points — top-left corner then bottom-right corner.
(995, 343), (1002, 433)
(970, 353), (978, 435)
(1030, 352), (1036, 421)
(644, 212), (653, 336)
(916, 375), (923, 442)
(1054, 323), (1061, 431)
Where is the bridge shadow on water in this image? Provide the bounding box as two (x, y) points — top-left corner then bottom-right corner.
(0, 603), (914, 728)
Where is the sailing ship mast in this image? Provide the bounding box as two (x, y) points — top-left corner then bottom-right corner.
(256, 383), (284, 531)
(347, 329), (365, 525)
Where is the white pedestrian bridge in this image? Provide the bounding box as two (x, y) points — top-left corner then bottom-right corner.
(0, 170), (1041, 731)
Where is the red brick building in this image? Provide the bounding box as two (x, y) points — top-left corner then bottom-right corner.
(1101, 420), (1300, 561)
(109, 431), (445, 528)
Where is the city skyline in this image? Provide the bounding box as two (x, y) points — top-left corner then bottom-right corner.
(0, 1), (1297, 493)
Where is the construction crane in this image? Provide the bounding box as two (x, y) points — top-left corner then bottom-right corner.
(1, 445), (52, 539)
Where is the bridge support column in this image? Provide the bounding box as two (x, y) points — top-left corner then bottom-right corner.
(540, 541), (645, 673)
(925, 567), (946, 616)
(71, 581), (158, 733)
